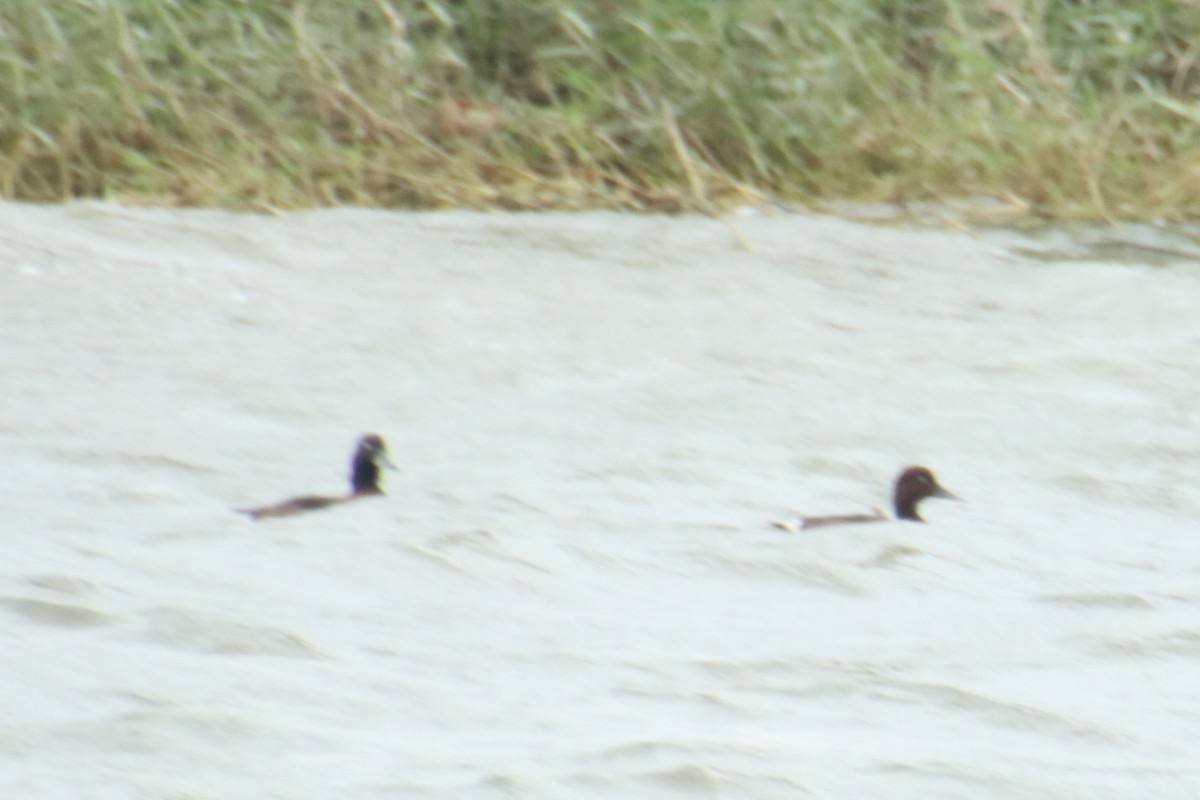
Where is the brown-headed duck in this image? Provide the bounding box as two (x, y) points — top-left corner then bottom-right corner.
(238, 433), (395, 520)
(774, 465), (960, 532)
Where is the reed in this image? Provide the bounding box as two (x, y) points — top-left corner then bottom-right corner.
(1, 0), (1198, 219)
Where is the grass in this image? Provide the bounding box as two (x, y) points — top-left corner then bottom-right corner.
(1, 0), (1199, 220)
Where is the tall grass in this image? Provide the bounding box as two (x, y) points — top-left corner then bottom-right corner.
(0, 0), (1199, 218)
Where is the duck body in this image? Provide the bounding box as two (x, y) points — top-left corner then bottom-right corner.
(790, 508), (888, 531)
(238, 433), (393, 520)
(239, 493), (353, 521)
(774, 465), (959, 532)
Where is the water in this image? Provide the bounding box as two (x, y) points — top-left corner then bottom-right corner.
(4, 202), (1200, 798)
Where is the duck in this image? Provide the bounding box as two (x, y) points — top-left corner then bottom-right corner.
(773, 465), (960, 532)
(237, 433), (395, 520)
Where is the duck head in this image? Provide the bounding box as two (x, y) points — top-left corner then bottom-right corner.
(350, 433), (396, 495)
(893, 466), (959, 522)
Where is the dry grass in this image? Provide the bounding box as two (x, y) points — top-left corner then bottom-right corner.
(1, 0), (1199, 219)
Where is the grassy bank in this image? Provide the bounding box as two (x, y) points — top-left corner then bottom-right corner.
(2, 0), (1200, 219)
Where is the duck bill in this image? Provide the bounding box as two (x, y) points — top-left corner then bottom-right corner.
(931, 485), (961, 501)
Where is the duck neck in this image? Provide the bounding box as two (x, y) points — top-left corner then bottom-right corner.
(894, 497), (924, 522)
(350, 452), (383, 495)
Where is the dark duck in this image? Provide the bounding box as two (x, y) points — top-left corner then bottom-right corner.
(774, 466), (960, 532)
(238, 433), (394, 520)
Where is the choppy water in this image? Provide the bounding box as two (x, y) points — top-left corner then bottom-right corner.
(4, 202), (1200, 798)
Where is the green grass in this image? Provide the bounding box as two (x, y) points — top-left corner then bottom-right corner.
(1, 0), (1199, 219)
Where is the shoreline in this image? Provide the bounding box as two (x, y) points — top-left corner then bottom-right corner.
(3, 2), (1200, 220)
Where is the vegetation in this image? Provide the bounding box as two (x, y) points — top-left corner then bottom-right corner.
(1, 0), (1199, 219)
